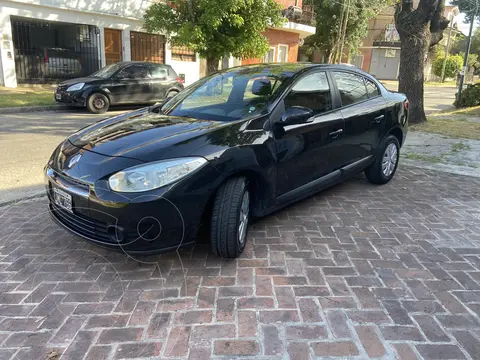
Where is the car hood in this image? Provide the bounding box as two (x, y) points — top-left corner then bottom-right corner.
(59, 77), (96, 86)
(68, 108), (231, 161)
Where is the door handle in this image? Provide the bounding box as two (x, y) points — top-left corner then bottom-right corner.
(329, 129), (343, 138)
(374, 115), (385, 123)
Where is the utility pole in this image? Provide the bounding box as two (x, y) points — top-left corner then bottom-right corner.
(440, 13), (454, 82)
(457, 10), (476, 105)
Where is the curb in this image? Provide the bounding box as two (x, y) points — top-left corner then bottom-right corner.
(2, 105), (71, 114)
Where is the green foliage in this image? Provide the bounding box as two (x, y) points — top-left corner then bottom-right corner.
(454, 84), (480, 107)
(143, 0), (285, 64)
(304, 0), (394, 60)
(432, 55), (463, 78)
(459, 52), (479, 69)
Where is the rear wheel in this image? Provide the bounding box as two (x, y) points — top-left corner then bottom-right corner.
(365, 135), (400, 185)
(87, 93), (109, 114)
(210, 177), (250, 258)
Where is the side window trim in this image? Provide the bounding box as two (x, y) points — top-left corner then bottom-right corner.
(331, 70), (371, 109)
(364, 77), (381, 99)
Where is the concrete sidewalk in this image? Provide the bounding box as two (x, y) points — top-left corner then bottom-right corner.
(401, 131), (480, 178)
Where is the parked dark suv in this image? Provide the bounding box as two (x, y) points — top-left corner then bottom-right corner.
(46, 63), (408, 258)
(54, 61), (184, 113)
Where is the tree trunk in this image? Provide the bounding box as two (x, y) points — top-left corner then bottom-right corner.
(206, 56), (220, 75)
(395, 0), (449, 125)
(397, 31), (429, 124)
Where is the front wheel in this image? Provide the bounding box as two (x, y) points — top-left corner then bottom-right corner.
(87, 93), (109, 114)
(365, 135), (400, 185)
(210, 177), (250, 258)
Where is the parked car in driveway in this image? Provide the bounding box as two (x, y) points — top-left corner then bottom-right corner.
(54, 61), (184, 113)
(45, 63), (408, 258)
(15, 47), (82, 80)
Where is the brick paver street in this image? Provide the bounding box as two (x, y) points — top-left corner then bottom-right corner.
(1, 166), (480, 359)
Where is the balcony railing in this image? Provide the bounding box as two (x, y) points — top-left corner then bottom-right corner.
(282, 5), (316, 27)
(372, 26), (400, 47)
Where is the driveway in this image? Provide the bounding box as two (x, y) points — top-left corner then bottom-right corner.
(1, 167), (480, 359)
(0, 110), (128, 204)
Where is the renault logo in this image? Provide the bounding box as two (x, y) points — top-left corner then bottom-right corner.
(68, 154), (82, 168)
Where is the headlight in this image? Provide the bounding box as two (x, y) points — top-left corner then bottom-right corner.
(108, 157), (207, 193)
(66, 83), (85, 92)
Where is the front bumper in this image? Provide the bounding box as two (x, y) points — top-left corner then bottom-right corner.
(45, 163), (221, 254)
(54, 88), (85, 106)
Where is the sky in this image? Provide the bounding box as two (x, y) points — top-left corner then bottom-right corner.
(448, 0), (478, 35)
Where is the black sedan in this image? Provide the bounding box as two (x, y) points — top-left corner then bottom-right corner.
(45, 63), (408, 258)
(54, 61), (184, 114)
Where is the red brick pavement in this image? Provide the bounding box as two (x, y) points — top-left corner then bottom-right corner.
(0, 167), (480, 359)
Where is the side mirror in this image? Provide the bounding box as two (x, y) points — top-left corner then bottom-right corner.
(280, 106), (314, 125)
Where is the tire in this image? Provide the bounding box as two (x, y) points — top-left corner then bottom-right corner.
(210, 177), (250, 258)
(365, 135), (400, 185)
(87, 93), (109, 114)
(166, 90), (178, 99)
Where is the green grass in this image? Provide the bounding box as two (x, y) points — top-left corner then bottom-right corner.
(411, 117), (480, 140)
(424, 80), (457, 86)
(0, 91), (55, 108)
(450, 142), (472, 153)
(430, 105), (480, 117)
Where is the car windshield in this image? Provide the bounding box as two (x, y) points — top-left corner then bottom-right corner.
(161, 65), (300, 122)
(91, 63), (124, 79)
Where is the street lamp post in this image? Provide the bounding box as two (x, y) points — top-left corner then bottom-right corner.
(457, 10), (477, 105)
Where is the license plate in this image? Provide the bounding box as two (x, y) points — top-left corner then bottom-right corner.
(55, 93), (61, 100)
(53, 188), (72, 213)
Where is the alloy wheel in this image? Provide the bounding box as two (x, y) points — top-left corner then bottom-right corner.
(238, 191), (250, 245)
(382, 142), (398, 177)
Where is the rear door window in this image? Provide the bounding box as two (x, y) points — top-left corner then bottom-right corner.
(117, 65), (150, 80)
(150, 65), (169, 79)
(332, 72), (368, 106)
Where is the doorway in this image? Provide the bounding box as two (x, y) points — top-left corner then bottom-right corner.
(104, 29), (122, 65)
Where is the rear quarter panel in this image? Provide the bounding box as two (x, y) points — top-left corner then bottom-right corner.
(383, 91), (408, 146)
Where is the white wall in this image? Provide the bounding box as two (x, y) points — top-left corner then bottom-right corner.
(6, 0), (155, 20)
(0, 0), (201, 87)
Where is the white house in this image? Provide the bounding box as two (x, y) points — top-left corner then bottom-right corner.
(0, 0), (202, 87)
(0, 0), (315, 88)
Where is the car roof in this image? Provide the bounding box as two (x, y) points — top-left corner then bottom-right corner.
(215, 63), (375, 81)
(116, 61), (171, 67)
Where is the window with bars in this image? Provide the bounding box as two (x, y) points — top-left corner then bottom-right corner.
(171, 46), (196, 62)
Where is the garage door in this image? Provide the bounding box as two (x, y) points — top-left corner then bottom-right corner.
(370, 48), (400, 80)
(130, 32), (165, 63)
(11, 17), (101, 83)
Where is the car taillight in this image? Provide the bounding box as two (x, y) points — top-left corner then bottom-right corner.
(176, 77), (183, 84)
(404, 99), (409, 110)
(44, 49), (49, 63)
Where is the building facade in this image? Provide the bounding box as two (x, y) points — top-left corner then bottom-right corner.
(0, 0), (315, 88)
(356, 5), (459, 80)
(241, 0), (315, 65)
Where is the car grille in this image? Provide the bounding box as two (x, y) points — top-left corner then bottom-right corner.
(50, 202), (114, 243)
(50, 202), (140, 245)
(55, 170), (90, 191)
